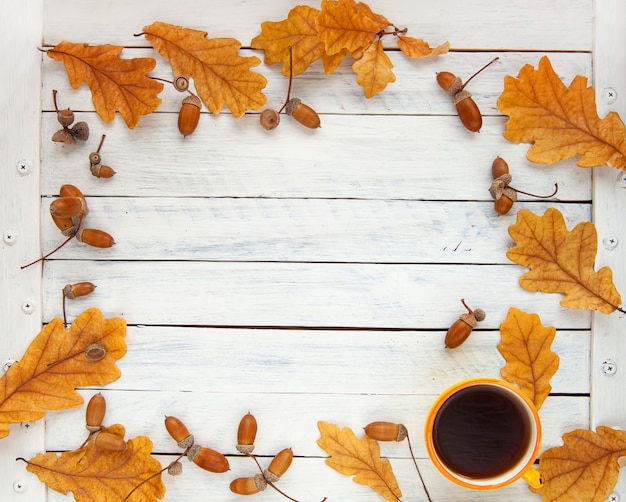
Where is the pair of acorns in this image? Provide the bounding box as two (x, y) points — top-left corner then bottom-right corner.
(85, 393), (127, 452)
(51, 89), (89, 145)
(49, 184), (115, 248)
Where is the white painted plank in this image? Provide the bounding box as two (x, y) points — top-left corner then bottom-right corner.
(592, 0), (626, 496)
(0, 1), (46, 501)
(44, 390), (588, 458)
(37, 327), (587, 395)
(40, 114), (592, 200)
(43, 261), (591, 329)
(39, 200), (590, 263)
(42, 50), (592, 116)
(43, 0), (592, 51)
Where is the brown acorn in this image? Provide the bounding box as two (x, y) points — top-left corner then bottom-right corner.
(285, 98), (320, 129)
(236, 412), (257, 454)
(51, 213), (76, 235)
(63, 282), (96, 300)
(230, 474), (267, 495)
(51, 128), (76, 145)
(491, 156), (510, 178)
(263, 448), (293, 482)
(364, 422), (407, 442)
(59, 184), (86, 200)
(187, 445), (230, 473)
(90, 163), (116, 178)
(69, 121), (89, 141)
(50, 197), (88, 219)
(178, 94), (201, 137)
(168, 461), (183, 476)
(76, 228), (115, 248)
(444, 299), (486, 349)
(91, 431), (126, 452)
(165, 416), (194, 449)
(85, 393), (106, 432)
(260, 108), (280, 130)
(56, 108), (75, 128)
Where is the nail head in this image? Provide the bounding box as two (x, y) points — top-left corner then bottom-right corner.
(604, 87), (617, 105)
(3, 231), (17, 245)
(12, 480), (26, 493)
(21, 301), (34, 314)
(16, 160), (31, 176)
(602, 235), (619, 250)
(601, 359), (617, 376)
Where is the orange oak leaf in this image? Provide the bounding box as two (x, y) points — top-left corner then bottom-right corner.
(352, 39), (395, 97)
(317, 421), (402, 502)
(0, 308), (126, 439)
(22, 424), (165, 502)
(142, 21), (267, 117)
(315, 0), (388, 56)
(507, 208), (622, 314)
(497, 55), (626, 170)
(497, 308), (559, 410)
(529, 426), (626, 501)
(46, 42), (163, 129)
(397, 35), (450, 59)
(251, 5), (327, 77)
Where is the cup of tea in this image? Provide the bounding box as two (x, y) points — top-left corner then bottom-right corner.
(424, 377), (543, 490)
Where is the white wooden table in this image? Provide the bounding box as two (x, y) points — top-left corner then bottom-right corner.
(1, 0), (625, 500)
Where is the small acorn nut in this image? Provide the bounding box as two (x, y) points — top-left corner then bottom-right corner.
(178, 94), (202, 137)
(167, 461), (183, 476)
(260, 108), (280, 130)
(63, 282), (96, 300)
(69, 121), (90, 141)
(164, 416), (195, 449)
(263, 448), (293, 483)
(187, 445), (230, 473)
(494, 187), (517, 215)
(90, 164), (116, 179)
(236, 412), (257, 454)
(230, 474), (267, 495)
(285, 98), (321, 129)
(76, 228), (115, 248)
(91, 431), (126, 452)
(50, 196), (88, 219)
(364, 422), (407, 442)
(492, 156), (510, 178)
(85, 392), (106, 432)
(57, 108), (75, 128)
(52, 128), (76, 145)
(437, 73), (463, 95)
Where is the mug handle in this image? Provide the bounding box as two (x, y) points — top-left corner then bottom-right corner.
(521, 467), (543, 488)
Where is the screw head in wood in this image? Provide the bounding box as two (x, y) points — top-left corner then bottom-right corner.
(601, 359), (617, 376)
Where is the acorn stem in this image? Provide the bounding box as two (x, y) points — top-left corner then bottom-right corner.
(246, 452), (301, 502)
(52, 89), (60, 113)
(509, 182), (558, 199)
(405, 431), (433, 502)
(62, 291), (68, 327)
(460, 57), (499, 90)
(460, 298), (473, 315)
(21, 215), (83, 269)
(96, 134), (106, 154)
(278, 46), (294, 114)
(122, 452), (186, 502)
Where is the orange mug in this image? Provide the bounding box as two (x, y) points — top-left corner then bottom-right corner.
(424, 378), (543, 490)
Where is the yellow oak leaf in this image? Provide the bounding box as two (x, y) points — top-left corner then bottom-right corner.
(0, 308), (126, 439)
(142, 21), (267, 117)
(251, 5), (327, 77)
(497, 308), (559, 410)
(315, 0), (387, 56)
(530, 426), (626, 501)
(22, 424), (165, 502)
(397, 35), (450, 58)
(352, 39), (395, 97)
(498, 55), (626, 170)
(317, 421), (402, 502)
(46, 42), (163, 129)
(322, 48), (349, 75)
(507, 208), (622, 314)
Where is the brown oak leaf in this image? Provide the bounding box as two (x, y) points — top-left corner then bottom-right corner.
(498, 308), (559, 410)
(530, 426), (626, 501)
(352, 39), (395, 97)
(397, 35), (450, 58)
(251, 5), (327, 77)
(46, 42), (163, 129)
(0, 308), (126, 439)
(317, 421), (402, 502)
(507, 208), (622, 314)
(498, 55), (626, 170)
(22, 424), (165, 502)
(142, 21), (267, 117)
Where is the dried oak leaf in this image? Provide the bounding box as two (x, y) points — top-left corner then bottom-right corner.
(507, 207), (622, 314)
(250, 4), (327, 77)
(529, 426), (626, 502)
(498, 308), (559, 410)
(23, 424), (165, 502)
(497, 55), (626, 170)
(47, 42), (163, 129)
(397, 35), (450, 59)
(317, 421), (402, 502)
(352, 39), (395, 98)
(142, 21), (267, 117)
(0, 308), (126, 439)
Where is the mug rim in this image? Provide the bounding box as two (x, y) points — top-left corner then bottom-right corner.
(424, 377), (542, 490)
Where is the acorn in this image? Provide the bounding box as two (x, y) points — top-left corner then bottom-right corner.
(85, 392), (106, 432)
(69, 121), (89, 141)
(76, 228), (115, 248)
(51, 129), (76, 145)
(178, 94), (201, 137)
(230, 474), (267, 495)
(168, 461), (183, 476)
(260, 108), (280, 130)
(236, 412), (257, 454)
(164, 416), (194, 449)
(90, 163), (116, 179)
(285, 98), (320, 129)
(63, 282), (96, 300)
(187, 445), (230, 473)
(57, 108), (75, 128)
(364, 422), (407, 442)
(51, 213), (76, 235)
(50, 196), (88, 219)
(263, 448), (293, 483)
(91, 431), (126, 452)
(59, 184), (86, 201)
(444, 299), (486, 349)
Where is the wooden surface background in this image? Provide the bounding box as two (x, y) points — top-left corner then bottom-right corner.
(1, 0), (625, 500)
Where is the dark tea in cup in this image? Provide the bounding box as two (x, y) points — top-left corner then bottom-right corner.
(425, 378), (542, 490)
